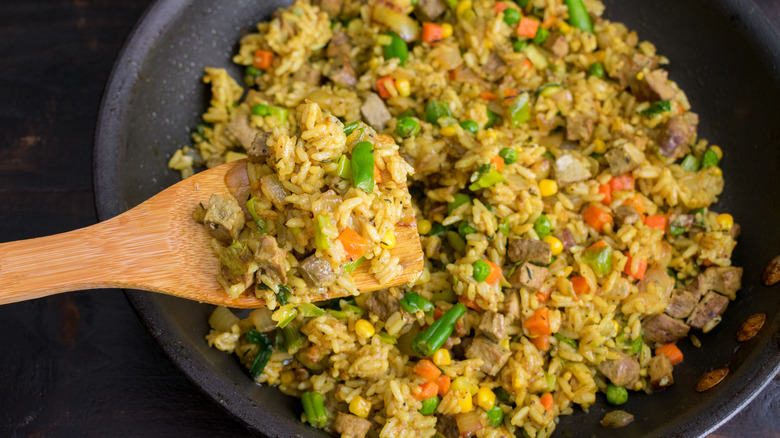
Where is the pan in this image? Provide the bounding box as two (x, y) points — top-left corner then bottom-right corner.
(94, 0), (780, 436)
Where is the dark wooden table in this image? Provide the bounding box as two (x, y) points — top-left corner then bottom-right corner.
(0, 1), (777, 437)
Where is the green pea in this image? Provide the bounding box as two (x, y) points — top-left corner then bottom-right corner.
(503, 8), (520, 25)
(701, 149), (720, 168)
(533, 27), (549, 45)
(472, 260), (490, 282)
(605, 384), (628, 405)
(425, 101), (452, 126)
(513, 38), (529, 52)
(419, 396), (440, 415)
(588, 62), (605, 78)
(246, 66), (262, 77)
(383, 31), (409, 65)
(252, 104), (270, 116)
(680, 154), (700, 172)
(534, 214), (552, 238)
(499, 147), (518, 164)
(487, 406), (504, 427)
(459, 120), (479, 134)
(458, 221), (477, 237)
(396, 117), (421, 137)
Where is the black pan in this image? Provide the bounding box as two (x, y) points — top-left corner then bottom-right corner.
(94, 0), (780, 436)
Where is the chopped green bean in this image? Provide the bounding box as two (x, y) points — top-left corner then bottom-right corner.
(383, 31), (409, 65)
(400, 292), (434, 314)
(301, 391), (328, 428)
(485, 108), (502, 129)
(351, 141), (375, 194)
(410, 303), (467, 356)
(314, 215), (331, 250)
(508, 92), (531, 127)
(564, 0), (594, 33)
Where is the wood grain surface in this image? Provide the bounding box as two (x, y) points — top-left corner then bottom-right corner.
(0, 0), (776, 437)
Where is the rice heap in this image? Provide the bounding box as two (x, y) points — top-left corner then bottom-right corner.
(171, 0), (743, 435)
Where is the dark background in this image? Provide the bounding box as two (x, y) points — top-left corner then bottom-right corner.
(0, 0), (777, 437)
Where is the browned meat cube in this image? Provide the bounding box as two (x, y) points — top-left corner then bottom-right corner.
(365, 289), (400, 320)
(360, 92), (392, 130)
(648, 354), (674, 390)
(252, 235), (288, 284)
(292, 65), (322, 85)
(503, 289), (521, 319)
(614, 53), (658, 88)
(698, 266), (743, 300)
(203, 193), (246, 245)
(227, 115), (260, 150)
(507, 238), (552, 265)
(327, 32), (351, 58)
(543, 33), (569, 58)
(247, 131), (271, 163)
(665, 289), (698, 319)
(565, 113), (594, 142)
(556, 228), (576, 252)
(555, 154), (592, 185)
(669, 213), (694, 234)
(480, 52), (508, 82)
(333, 412), (371, 438)
(597, 351), (640, 387)
(478, 311), (508, 342)
(605, 143), (644, 176)
(642, 313), (690, 346)
(687, 291), (729, 330)
(614, 205), (641, 226)
(317, 0), (344, 18)
(466, 336), (511, 376)
(657, 113), (699, 158)
(509, 262), (548, 292)
(632, 69), (675, 102)
(436, 414), (460, 438)
(326, 33), (357, 87)
(728, 222), (741, 239)
(298, 255), (338, 287)
(414, 0), (446, 21)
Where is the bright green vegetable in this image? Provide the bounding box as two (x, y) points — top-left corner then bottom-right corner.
(219, 241), (250, 278)
(419, 396), (440, 415)
(344, 256), (364, 273)
(639, 100), (671, 117)
(246, 66), (262, 77)
(429, 222), (449, 236)
(267, 105), (288, 123)
(606, 384), (628, 405)
(616, 331), (643, 354)
(534, 214), (552, 238)
(503, 7), (520, 25)
(588, 62), (605, 78)
(701, 149), (720, 168)
(508, 92), (531, 127)
(383, 31), (409, 65)
(397, 117), (421, 137)
(553, 333), (578, 349)
(581, 242), (612, 276)
(458, 221), (477, 237)
(425, 101), (452, 126)
(513, 38), (529, 52)
(472, 260), (490, 282)
(487, 406), (504, 427)
(343, 121), (360, 136)
(275, 285), (292, 305)
(564, 0), (594, 33)
(485, 108), (502, 128)
(498, 217), (511, 235)
(469, 165), (506, 191)
(246, 197), (268, 234)
(351, 141), (375, 194)
(446, 231), (467, 253)
(499, 147), (518, 164)
(537, 83), (562, 98)
(299, 303), (326, 317)
(448, 193), (471, 213)
(545, 372), (557, 391)
(411, 303), (467, 356)
(670, 225), (686, 236)
(680, 154), (700, 172)
(459, 120), (479, 134)
(301, 391), (328, 428)
(246, 330), (273, 379)
(276, 321), (305, 353)
(542, 151), (555, 160)
(315, 215), (331, 250)
(330, 155), (352, 179)
(533, 26), (549, 44)
(494, 387), (511, 402)
(378, 331), (397, 344)
(275, 305), (298, 328)
(252, 104), (270, 116)
(400, 292), (434, 314)
(516, 0), (530, 7)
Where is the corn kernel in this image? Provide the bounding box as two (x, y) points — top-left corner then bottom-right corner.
(396, 79), (411, 97)
(349, 395), (372, 418)
(369, 57), (381, 70)
(716, 213), (734, 231)
(417, 219), (432, 235)
(500, 338), (510, 350)
(376, 34), (393, 46)
(432, 349), (451, 366)
(440, 125), (458, 136)
(711, 166), (723, 177)
(456, 0), (472, 16)
(477, 387), (496, 410)
(539, 179), (558, 197)
(557, 21), (571, 34)
(636, 71), (645, 81)
(711, 145), (723, 160)
(543, 235), (563, 256)
(441, 23), (454, 39)
(355, 319), (375, 338)
(280, 370), (296, 386)
(593, 138), (607, 154)
(452, 376), (478, 395)
(455, 390), (473, 413)
(381, 230), (396, 249)
(484, 38), (494, 49)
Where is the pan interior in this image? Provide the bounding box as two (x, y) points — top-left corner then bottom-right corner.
(94, 0), (780, 436)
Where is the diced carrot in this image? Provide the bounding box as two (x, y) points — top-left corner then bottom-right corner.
(415, 380), (439, 400)
(336, 228), (368, 261)
(503, 88), (519, 100)
(524, 307), (552, 336)
(623, 196), (646, 215)
(655, 343), (684, 365)
(374, 164), (384, 184)
(582, 205), (613, 232)
(435, 375), (451, 396)
(493, 1), (508, 13)
(253, 50), (274, 70)
(541, 14), (557, 29)
(479, 91), (496, 101)
(413, 359), (442, 380)
(624, 253), (648, 280)
(458, 295), (482, 311)
(570, 276), (590, 295)
(485, 260), (502, 284)
(433, 308), (443, 320)
(517, 17), (540, 38)
(536, 287), (552, 303)
(448, 70), (457, 81)
(598, 183), (612, 205)
(491, 155), (505, 172)
(522, 59), (533, 68)
(609, 173), (635, 192)
(540, 392), (554, 413)
(645, 215), (667, 232)
(376, 76), (396, 99)
(530, 334), (550, 351)
(422, 22), (444, 45)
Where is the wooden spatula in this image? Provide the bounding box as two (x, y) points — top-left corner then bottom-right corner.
(0, 160), (424, 308)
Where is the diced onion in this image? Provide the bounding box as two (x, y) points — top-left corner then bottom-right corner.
(209, 306), (239, 332)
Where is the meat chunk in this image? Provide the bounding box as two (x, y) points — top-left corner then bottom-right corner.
(333, 412), (371, 438)
(648, 354), (674, 390)
(507, 238), (552, 265)
(632, 69), (676, 102)
(669, 213), (694, 235)
(436, 414), (460, 438)
(642, 313), (690, 346)
(614, 205), (641, 226)
(466, 336), (511, 376)
(360, 92), (392, 130)
(203, 193), (246, 245)
(227, 115), (260, 150)
(414, 0), (446, 21)
(657, 113), (699, 157)
(503, 289), (521, 319)
(298, 255), (338, 287)
(253, 235), (288, 284)
(450, 66), (491, 89)
(292, 65), (322, 85)
(665, 289), (698, 319)
(605, 143), (645, 176)
(326, 33), (357, 87)
(728, 222), (741, 239)
(565, 113), (594, 141)
(614, 53), (658, 88)
(687, 291), (729, 330)
(597, 351), (640, 387)
(317, 0), (344, 18)
(556, 228), (576, 252)
(698, 266), (743, 300)
(543, 32), (569, 58)
(365, 289), (400, 320)
(219, 244), (254, 287)
(478, 311), (508, 342)
(509, 262), (548, 292)
(247, 131), (271, 163)
(481, 52), (508, 82)
(554, 154), (592, 185)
